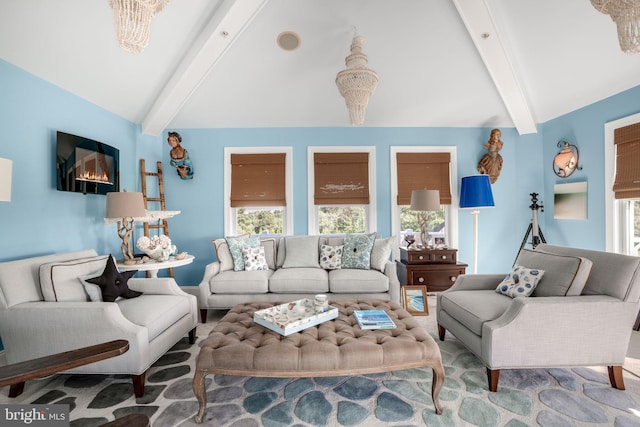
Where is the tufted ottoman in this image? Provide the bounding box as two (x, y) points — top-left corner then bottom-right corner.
(192, 299), (444, 423)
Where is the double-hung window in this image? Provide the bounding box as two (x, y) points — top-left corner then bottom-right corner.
(308, 147), (376, 234)
(605, 114), (640, 256)
(225, 148), (293, 236)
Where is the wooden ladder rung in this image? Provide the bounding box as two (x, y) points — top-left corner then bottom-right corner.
(146, 197), (162, 202)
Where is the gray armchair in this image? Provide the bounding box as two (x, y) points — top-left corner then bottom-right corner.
(437, 244), (640, 391)
(0, 250), (198, 397)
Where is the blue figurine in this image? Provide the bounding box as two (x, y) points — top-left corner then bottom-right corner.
(167, 131), (193, 180)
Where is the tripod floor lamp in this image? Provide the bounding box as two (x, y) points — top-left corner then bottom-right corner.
(459, 175), (495, 274)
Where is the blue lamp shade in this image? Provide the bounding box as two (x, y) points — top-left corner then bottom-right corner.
(459, 175), (495, 209)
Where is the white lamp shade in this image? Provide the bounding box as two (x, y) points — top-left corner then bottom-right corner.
(106, 192), (146, 219)
(0, 158), (12, 202)
(410, 189), (440, 211)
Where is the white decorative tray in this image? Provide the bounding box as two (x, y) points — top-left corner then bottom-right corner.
(253, 298), (338, 336)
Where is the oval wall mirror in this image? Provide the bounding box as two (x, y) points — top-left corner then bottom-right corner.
(553, 141), (580, 178)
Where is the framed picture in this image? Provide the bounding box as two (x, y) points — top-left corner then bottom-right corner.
(402, 285), (428, 316)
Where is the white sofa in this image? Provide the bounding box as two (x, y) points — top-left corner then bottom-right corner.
(0, 249), (198, 397)
(437, 244), (640, 391)
(198, 234), (400, 322)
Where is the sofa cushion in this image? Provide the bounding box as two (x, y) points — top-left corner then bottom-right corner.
(39, 255), (109, 302)
(282, 236), (320, 268)
(226, 235), (260, 271)
(516, 249), (593, 297)
(85, 256), (142, 302)
(439, 290), (513, 336)
(496, 265), (545, 298)
(243, 246), (269, 271)
(269, 268), (329, 293)
(370, 236), (394, 272)
(210, 270), (272, 294)
(328, 269), (389, 293)
(260, 238), (277, 270)
(342, 233), (376, 270)
(320, 244), (343, 270)
(117, 294), (191, 341)
(212, 238), (239, 272)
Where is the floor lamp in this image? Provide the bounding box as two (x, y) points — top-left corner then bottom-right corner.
(459, 175), (495, 274)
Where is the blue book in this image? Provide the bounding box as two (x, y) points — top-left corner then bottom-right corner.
(354, 309), (396, 330)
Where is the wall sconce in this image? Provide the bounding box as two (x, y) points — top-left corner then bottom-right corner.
(553, 141), (581, 178)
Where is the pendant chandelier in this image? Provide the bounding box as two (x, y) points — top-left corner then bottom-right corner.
(335, 36), (379, 126)
(109, 0), (170, 53)
(591, 0), (640, 54)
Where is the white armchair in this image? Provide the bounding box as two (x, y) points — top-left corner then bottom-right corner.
(437, 244), (640, 391)
(0, 250), (198, 397)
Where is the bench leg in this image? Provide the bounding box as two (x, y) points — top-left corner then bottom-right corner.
(189, 327), (197, 344)
(487, 368), (500, 392)
(132, 373), (146, 398)
(608, 366), (625, 390)
(193, 369), (208, 423)
(431, 361), (445, 414)
(8, 382), (25, 397)
(200, 309), (208, 323)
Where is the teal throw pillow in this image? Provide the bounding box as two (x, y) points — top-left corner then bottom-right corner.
(496, 265), (545, 298)
(342, 232), (376, 270)
(226, 235), (260, 271)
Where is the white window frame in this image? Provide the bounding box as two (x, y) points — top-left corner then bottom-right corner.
(390, 146), (459, 260)
(224, 147), (293, 236)
(604, 111), (640, 253)
(307, 146), (377, 235)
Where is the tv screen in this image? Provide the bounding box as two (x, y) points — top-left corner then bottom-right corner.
(56, 131), (119, 195)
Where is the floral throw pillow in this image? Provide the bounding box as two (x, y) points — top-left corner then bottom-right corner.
(320, 244), (343, 270)
(243, 246), (269, 271)
(226, 235), (260, 271)
(496, 265), (545, 298)
(341, 232), (377, 270)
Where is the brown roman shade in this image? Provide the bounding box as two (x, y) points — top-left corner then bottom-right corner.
(314, 152), (369, 205)
(613, 122), (640, 200)
(397, 152), (452, 205)
(230, 153), (286, 207)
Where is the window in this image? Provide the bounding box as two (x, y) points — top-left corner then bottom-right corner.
(605, 113), (640, 254)
(224, 148), (293, 236)
(391, 147), (458, 253)
(308, 147), (376, 234)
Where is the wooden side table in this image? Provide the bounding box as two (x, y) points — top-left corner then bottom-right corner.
(397, 248), (467, 293)
(117, 254), (194, 278)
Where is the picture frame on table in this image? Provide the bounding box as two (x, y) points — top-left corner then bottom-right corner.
(402, 285), (428, 316)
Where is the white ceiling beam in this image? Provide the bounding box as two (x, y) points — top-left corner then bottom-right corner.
(142, 0), (269, 136)
(452, 0), (537, 135)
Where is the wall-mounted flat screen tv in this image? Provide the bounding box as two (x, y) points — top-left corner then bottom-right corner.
(56, 131), (119, 195)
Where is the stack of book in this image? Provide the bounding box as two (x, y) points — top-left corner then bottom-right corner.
(354, 309), (396, 330)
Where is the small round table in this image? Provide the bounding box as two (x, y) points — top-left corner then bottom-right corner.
(117, 255), (194, 278)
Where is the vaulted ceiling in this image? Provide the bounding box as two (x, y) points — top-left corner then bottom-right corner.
(1, 0), (639, 136)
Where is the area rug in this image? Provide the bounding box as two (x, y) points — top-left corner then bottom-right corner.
(2, 297), (640, 427)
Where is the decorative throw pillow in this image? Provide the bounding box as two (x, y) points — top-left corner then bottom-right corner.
(370, 236), (395, 272)
(39, 255), (110, 302)
(243, 246), (269, 271)
(78, 274), (103, 302)
(516, 249), (592, 297)
(282, 236), (321, 268)
(211, 237), (239, 272)
(320, 244), (343, 270)
(85, 256), (142, 303)
(342, 232), (377, 270)
(496, 265), (545, 298)
(226, 235), (260, 271)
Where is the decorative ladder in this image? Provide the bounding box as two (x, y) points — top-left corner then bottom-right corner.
(139, 159), (174, 278)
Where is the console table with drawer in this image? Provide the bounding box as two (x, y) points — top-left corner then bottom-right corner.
(396, 248), (467, 293)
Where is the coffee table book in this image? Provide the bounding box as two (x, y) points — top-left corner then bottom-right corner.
(354, 310), (397, 330)
(253, 299), (338, 336)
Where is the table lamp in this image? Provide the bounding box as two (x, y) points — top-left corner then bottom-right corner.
(459, 175), (494, 274)
(410, 189), (441, 248)
(0, 158), (12, 202)
(106, 191), (147, 262)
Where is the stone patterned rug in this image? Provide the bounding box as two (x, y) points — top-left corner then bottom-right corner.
(1, 297), (640, 426)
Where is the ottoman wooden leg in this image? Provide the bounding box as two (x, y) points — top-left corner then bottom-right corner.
(431, 360), (445, 415)
(192, 369), (208, 423)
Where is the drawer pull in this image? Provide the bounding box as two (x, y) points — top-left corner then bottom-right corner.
(441, 255), (447, 260)
(418, 255), (424, 260)
(418, 277), (425, 283)
(450, 276), (456, 281)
